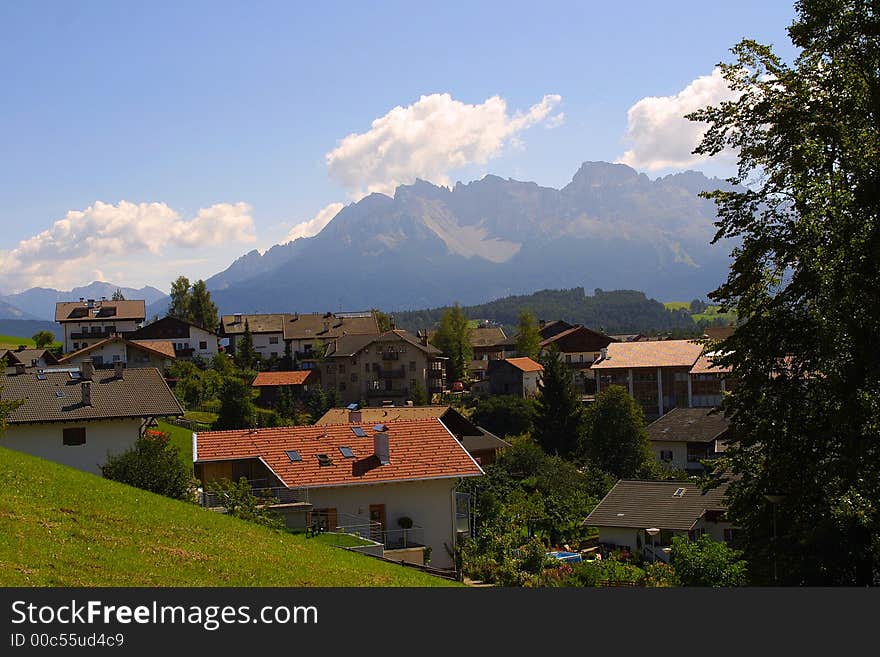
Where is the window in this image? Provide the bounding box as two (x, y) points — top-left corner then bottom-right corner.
(409, 361), (416, 372)
(112, 355), (121, 362)
(269, 336), (279, 345)
(285, 450), (302, 462)
(339, 446), (354, 459)
(579, 354), (585, 363)
(271, 352), (278, 358)
(660, 450), (673, 462)
(311, 508), (337, 532)
(673, 487), (686, 497)
(339, 382), (346, 391)
(63, 427), (86, 446)
(199, 341), (207, 350)
(723, 528), (740, 543)
(365, 364), (370, 373)
(565, 354), (572, 363)
(73, 343), (79, 350)
(351, 373), (358, 383)
(338, 364), (345, 374)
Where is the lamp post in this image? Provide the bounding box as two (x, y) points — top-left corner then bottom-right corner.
(764, 494), (785, 585)
(646, 527), (660, 563)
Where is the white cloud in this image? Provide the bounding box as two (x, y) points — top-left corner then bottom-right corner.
(0, 201), (256, 292)
(285, 202), (345, 242)
(326, 92), (563, 198)
(618, 68), (739, 171)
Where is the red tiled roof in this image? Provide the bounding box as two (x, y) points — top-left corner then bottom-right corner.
(504, 357), (544, 372)
(195, 418), (483, 488)
(592, 339), (703, 369)
(252, 370), (316, 387)
(689, 351), (732, 375)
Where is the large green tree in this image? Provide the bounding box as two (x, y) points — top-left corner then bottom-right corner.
(31, 331), (55, 349)
(168, 276), (191, 322)
(688, 0), (880, 584)
(215, 376), (256, 430)
(430, 303), (472, 383)
(533, 345), (584, 458)
(234, 320), (258, 370)
(582, 385), (654, 479)
(515, 310), (542, 359)
(189, 279), (219, 332)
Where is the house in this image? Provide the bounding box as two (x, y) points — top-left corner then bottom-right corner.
(320, 330), (446, 406)
(646, 407), (730, 472)
(316, 405), (510, 465)
(584, 479), (734, 562)
(55, 298), (146, 354)
(251, 370), (317, 408)
(0, 361), (183, 475)
(469, 325), (509, 361)
(591, 339), (705, 420)
(1, 347), (60, 371)
(58, 336), (176, 371)
(487, 357), (543, 397)
(689, 351), (734, 408)
(125, 316), (220, 360)
(193, 418), (484, 569)
(220, 311), (379, 368)
(539, 325), (618, 393)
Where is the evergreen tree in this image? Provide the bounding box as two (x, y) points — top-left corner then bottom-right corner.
(515, 310), (542, 359)
(411, 380), (428, 406)
(281, 339), (294, 371)
(582, 385), (653, 479)
(215, 376), (256, 430)
(430, 303), (472, 383)
(189, 279), (218, 332)
(533, 345), (584, 458)
(234, 320), (257, 370)
(111, 288), (125, 301)
(688, 0), (880, 585)
(168, 276), (191, 322)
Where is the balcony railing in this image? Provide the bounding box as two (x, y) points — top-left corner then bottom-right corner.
(70, 329), (116, 340)
(377, 367), (406, 379)
(333, 518), (425, 549)
(380, 351), (400, 361)
(199, 485), (310, 508)
(366, 387), (409, 398)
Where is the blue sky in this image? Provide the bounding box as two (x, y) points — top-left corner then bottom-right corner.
(0, 1), (799, 293)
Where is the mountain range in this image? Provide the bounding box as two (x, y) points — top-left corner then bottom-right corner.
(0, 282), (167, 322)
(204, 161), (735, 314)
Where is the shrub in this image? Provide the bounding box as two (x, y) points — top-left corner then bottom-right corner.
(670, 535), (748, 587)
(101, 431), (197, 501)
(205, 477), (283, 529)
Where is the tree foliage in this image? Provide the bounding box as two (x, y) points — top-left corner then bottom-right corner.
(371, 308), (392, 332)
(533, 345), (584, 457)
(31, 331), (55, 349)
(670, 535), (748, 587)
(234, 320), (258, 370)
(430, 303), (472, 383)
(111, 288), (125, 301)
(189, 280), (219, 332)
(215, 376), (256, 430)
(168, 276), (191, 322)
(101, 431), (197, 501)
(688, 0), (880, 585)
(515, 310), (542, 359)
(205, 477), (283, 529)
(471, 395), (536, 438)
(582, 385), (654, 479)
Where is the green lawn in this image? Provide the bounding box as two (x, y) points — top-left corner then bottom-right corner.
(0, 335), (63, 352)
(184, 410), (218, 426)
(157, 419), (194, 468)
(665, 302), (737, 325)
(309, 532), (377, 548)
(0, 447), (458, 587)
(663, 301), (691, 311)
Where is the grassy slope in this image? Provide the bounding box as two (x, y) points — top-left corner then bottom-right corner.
(664, 302), (737, 325)
(158, 420), (194, 468)
(0, 447), (456, 587)
(0, 335), (63, 351)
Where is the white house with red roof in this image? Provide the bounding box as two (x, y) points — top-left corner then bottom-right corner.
(193, 418), (483, 569)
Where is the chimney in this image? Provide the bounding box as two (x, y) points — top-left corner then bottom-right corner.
(16, 344), (26, 352)
(81, 381), (92, 406)
(87, 299), (95, 308)
(419, 331), (428, 347)
(14, 363), (26, 375)
(79, 297), (85, 303)
(114, 361), (124, 378)
(347, 403), (361, 424)
(234, 313), (242, 324)
(80, 358), (95, 380)
(373, 425), (390, 465)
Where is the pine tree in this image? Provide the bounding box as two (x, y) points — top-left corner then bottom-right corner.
(533, 345), (584, 458)
(234, 320), (257, 370)
(215, 377), (256, 430)
(111, 288), (125, 301)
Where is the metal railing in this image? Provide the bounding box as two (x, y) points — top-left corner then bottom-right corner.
(199, 485), (310, 508)
(332, 517), (425, 549)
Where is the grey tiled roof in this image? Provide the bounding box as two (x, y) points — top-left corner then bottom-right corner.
(585, 479), (729, 531)
(325, 330), (442, 357)
(1, 367), (183, 424)
(647, 408), (730, 444)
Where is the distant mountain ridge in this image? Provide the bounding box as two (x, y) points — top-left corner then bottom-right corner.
(206, 161), (735, 314)
(0, 282), (167, 321)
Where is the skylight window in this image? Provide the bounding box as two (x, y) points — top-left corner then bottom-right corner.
(352, 427), (367, 438)
(317, 454), (333, 466)
(55, 390), (64, 398)
(285, 450), (302, 462)
(69, 371), (81, 380)
(36, 372), (46, 381)
(372, 424), (388, 433)
(673, 487), (686, 498)
(339, 446), (354, 458)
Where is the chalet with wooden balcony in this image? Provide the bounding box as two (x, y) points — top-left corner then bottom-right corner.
(55, 298), (146, 354)
(320, 330), (446, 406)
